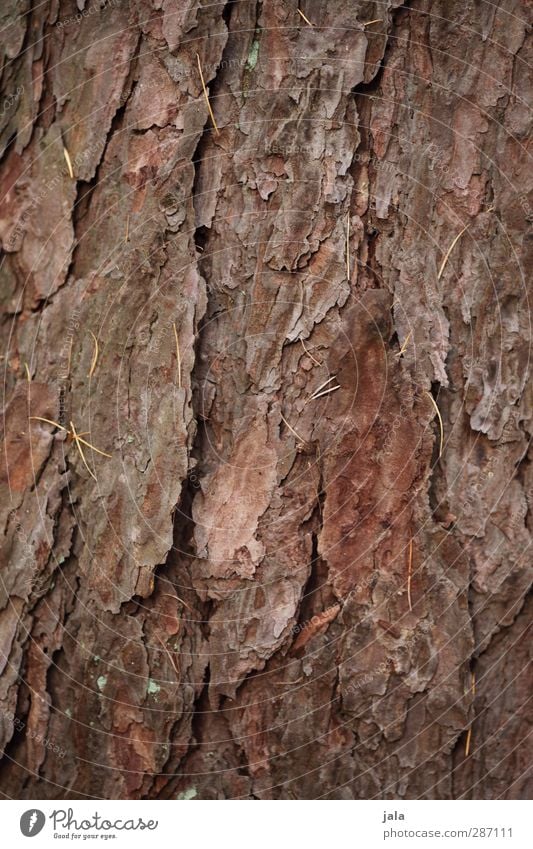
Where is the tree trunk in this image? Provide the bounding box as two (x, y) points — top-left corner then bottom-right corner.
(0, 0), (531, 800)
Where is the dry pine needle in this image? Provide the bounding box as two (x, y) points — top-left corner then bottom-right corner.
(425, 391), (444, 458)
(297, 8), (314, 26)
(88, 331), (99, 379)
(196, 53), (219, 135)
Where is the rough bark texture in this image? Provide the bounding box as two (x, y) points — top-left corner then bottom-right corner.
(0, 0), (531, 800)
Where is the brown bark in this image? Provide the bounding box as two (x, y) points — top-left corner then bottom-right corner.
(0, 0), (531, 799)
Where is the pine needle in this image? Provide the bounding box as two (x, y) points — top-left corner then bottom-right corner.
(24, 362), (31, 383)
(63, 145), (74, 179)
(297, 8), (314, 26)
(75, 434), (112, 458)
(125, 214), (130, 243)
(70, 420), (96, 481)
(310, 384), (340, 402)
(300, 337), (321, 367)
(29, 416), (112, 458)
(88, 331), (99, 379)
(29, 416), (67, 432)
(407, 538), (413, 612)
(465, 726), (472, 758)
(363, 19), (383, 26)
(280, 412), (306, 445)
(314, 375), (337, 393)
(196, 53), (219, 135)
(306, 375), (337, 404)
(437, 223), (469, 280)
(397, 330), (412, 357)
(172, 322), (181, 389)
(156, 633), (179, 677)
(465, 672), (476, 757)
(346, 212), (350, 279)
(425, 391), (444, 458)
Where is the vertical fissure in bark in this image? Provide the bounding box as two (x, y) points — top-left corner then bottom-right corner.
(70, 94), (134, 262)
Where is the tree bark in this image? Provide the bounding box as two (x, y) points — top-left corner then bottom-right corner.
(0, 0), (531, 799)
